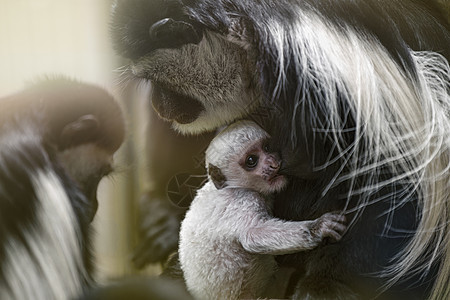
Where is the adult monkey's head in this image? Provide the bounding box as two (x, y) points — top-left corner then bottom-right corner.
(111, 0), (260, 134)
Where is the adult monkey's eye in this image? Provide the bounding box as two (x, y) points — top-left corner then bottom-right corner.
(245, 155), (259, 168)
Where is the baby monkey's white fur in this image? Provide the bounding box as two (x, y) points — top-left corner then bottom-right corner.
(179, 120), (346, 300)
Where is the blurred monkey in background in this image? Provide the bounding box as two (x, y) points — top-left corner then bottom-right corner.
(0, 78), (125, 299)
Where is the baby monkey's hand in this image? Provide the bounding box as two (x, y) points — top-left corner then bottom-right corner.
(310, 212), (347, 242)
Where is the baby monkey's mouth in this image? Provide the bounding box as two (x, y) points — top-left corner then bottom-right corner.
(267, 173), (287, 189)
(267, 174), (288, 193)
(268, 174), (282, 181)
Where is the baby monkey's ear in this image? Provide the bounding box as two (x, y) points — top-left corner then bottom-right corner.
(208, 164), (227, 189)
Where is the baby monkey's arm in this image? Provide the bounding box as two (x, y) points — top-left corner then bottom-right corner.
(239, 212), (346, 255)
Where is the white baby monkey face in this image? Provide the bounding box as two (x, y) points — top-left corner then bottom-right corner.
(206, 120), (287, 193)
(235, 139), (287, 194)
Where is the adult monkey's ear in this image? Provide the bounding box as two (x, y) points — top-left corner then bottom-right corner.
(208, 163), (227, 189)
(227, 17), (253, 50)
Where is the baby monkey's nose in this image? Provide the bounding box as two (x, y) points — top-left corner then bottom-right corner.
(267, 154), (281, 170)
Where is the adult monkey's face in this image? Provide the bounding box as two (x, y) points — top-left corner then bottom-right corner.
(111, 0), (260, 134)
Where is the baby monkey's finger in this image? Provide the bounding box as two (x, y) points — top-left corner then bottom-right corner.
(323, 212), (346, 224)
(323, 228), (344, 241)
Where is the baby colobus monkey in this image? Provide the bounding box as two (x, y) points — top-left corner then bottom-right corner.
(179, 120), (346, 300)
(0, 77), (124, 300)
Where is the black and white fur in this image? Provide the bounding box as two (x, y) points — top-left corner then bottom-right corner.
(0, 78), (125, 299)
(179, 120), (346, 300)
(111, 1), (450, 299)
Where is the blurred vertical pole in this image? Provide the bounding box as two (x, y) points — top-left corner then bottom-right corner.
(95, 81), (163, 281)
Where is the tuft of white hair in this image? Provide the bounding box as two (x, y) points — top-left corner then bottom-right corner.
(266, 9), (449, 298)
(0, 170), (89, 300)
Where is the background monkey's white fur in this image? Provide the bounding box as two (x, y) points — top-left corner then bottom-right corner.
(179, 121), (346, 300)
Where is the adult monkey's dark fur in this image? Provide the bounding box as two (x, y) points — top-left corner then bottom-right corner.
(111, 1), (450, 299)
(0, 78), (125, 299)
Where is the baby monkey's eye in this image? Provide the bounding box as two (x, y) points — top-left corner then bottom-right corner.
(245, 155), (259, 168)
(263, 144), (270, 152)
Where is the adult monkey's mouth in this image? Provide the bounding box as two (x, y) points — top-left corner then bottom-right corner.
(150, 83), (205, 124)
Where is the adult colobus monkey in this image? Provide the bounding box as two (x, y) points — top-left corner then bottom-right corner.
(111, 1), (450, 299)
(0, 78), (125, 299)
